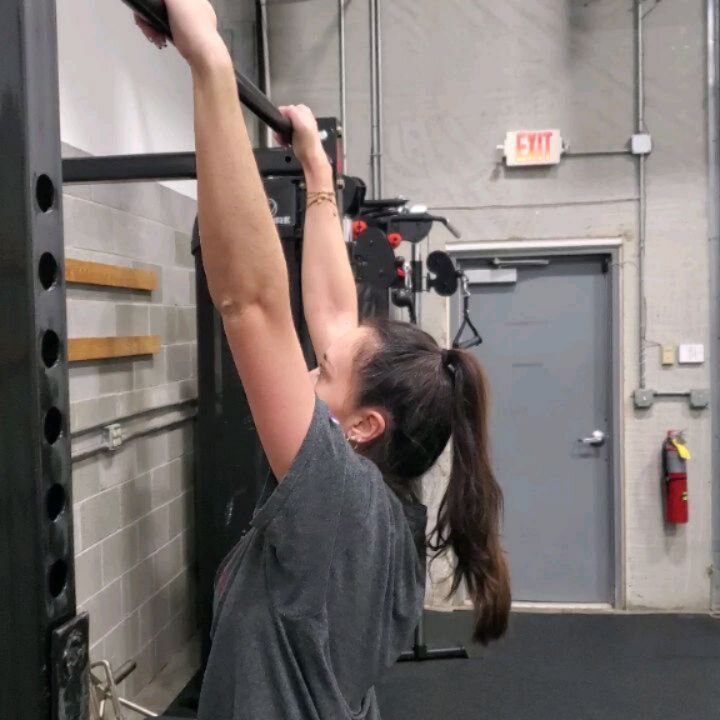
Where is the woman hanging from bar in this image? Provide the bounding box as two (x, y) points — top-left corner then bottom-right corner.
(135, 2), (510, 718)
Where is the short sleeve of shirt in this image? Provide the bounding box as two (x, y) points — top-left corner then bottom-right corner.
(251, 397), (381, 615)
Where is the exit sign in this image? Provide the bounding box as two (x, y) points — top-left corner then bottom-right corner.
(503, 129), (563, 167)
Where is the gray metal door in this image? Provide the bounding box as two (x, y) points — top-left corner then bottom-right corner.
(453, 255), (614, 603)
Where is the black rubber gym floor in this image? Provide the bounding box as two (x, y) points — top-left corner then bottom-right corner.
(377, 611), (720, 720)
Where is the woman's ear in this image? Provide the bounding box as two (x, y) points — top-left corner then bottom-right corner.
(349, 408), (386, 446)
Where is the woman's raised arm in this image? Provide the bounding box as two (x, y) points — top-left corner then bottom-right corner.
(279, 105), (359, 358)
(137, 0), (315, 480)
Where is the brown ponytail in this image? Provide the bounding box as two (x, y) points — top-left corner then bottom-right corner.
(429, 348), (511, 644)
(355, 320), (510, 643)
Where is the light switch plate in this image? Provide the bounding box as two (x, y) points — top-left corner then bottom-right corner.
(678, 344), (705, 364)
(661, 345), (675, 366)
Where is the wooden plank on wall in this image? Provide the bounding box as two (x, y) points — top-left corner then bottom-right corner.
(68, 336), (161, 362)
(65, 259), (157, 291)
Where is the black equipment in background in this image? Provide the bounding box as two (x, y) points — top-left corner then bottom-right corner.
(352, 226), (396, 320)
(349, 196), (461, 322)
(389, 244), (483, 352)
(353, 227), (397, 290)
(391, 286), (417, 326)
(341, 176), (367, 217)
(426, 250), (460, 296)
(427, 251), (483, 350)
(451, 273), (484, 350)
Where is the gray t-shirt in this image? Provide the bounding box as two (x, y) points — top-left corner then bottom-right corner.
(198, 398), (426, 720)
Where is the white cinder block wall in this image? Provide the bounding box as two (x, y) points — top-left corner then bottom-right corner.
(267, 0), (715, 611)
(64, 146), (199, 697)
(59, 0), (200, 698)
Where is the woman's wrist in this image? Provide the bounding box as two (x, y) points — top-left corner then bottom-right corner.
(188, 36), (233, 78)
(303, 153), (334, 192)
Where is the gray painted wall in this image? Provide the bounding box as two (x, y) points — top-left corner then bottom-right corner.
(267, 0), (713, 610)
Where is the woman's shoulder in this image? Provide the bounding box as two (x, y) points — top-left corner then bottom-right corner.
(343, 451), (387, 507)
(343, 453), (421, 536)
(314, 399), (419, 538)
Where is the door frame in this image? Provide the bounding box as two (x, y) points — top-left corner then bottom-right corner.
(446, 238), (625, 610)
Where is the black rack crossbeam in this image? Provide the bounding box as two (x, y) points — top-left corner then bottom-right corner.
(63, 152), (196, 183)
(61, 120), (339, 186)
(121, 0), (292, 142)
(62, 149), (304, 184)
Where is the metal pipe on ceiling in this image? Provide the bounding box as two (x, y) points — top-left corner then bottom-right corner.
(635, 0), (648, 389)
(369, 0), (378, 196)
(374, 0), (384, 197)
(258, 0), (316, 147)
(369, 0), (384, 197)
(339, 0), (348, 171)
(258, 0), (273, 148)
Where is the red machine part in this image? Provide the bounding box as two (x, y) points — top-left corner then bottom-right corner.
(352, 220), (368, 239)
(387, 232), (403, 249)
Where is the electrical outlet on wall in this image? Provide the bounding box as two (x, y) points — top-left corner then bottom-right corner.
(103, 423), (123, 450)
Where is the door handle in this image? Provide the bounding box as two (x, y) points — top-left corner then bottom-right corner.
(579, 430), (606, 447)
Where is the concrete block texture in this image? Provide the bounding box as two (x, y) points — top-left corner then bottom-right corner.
(102, 525), (140, 586)
(167, 344), (194, 383)
(137, 505), (172, 558)
(267, 0), (713, 610)
(75, 544), (103, 605)
(73, 455), (101, 504)
(134, 349), (168, 390)
(80, 578), (124, 647)
(77, 487), (123, 551)
(65, 175), (198, 694)
(88, 181), (197, 235)
(135, 432), (170, 476)
(116, 305), (150, 336)
(175, 232), (195, 269)
(77, 444), (196, 680)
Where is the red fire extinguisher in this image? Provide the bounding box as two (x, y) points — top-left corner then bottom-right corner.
(663, 431), (690, 524)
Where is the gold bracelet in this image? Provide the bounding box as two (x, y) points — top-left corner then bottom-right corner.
(306, 191), (337, 210)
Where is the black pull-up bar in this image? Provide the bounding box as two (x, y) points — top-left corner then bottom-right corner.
(121, 0), (293, 142)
